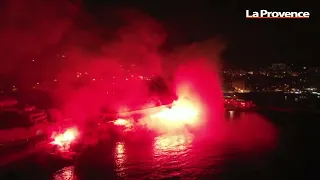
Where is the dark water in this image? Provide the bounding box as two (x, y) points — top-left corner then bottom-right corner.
(236, 92), (320, 110)
(1, 111), (320, 180)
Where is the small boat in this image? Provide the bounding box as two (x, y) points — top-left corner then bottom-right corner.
(224, 95), (256, 111)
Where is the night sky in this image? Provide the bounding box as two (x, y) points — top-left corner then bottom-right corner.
(0, 0), (318, 78)
(84, 0), (318, 68)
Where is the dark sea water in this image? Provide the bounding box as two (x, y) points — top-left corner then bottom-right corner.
(237, 92), (320, 111)
(1, 110), (320, 180)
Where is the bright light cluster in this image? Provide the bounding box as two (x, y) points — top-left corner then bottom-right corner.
(112, 86), (203, 133)
(151, 97), (200, 126)
(51, 127), (79, 151)
(114, 118), (133, 128)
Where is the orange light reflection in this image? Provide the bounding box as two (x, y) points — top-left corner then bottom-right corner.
(154, 134), (193, 154)
(53, 166), (76, 180)
(114, 142), (127, 178)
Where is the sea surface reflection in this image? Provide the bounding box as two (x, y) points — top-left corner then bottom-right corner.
(53, 111), (277, 180)
(53, 166), (77, 180)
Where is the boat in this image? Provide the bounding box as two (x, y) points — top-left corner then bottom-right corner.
(224, 94), (256, 111)
(0, 98), (50, 166)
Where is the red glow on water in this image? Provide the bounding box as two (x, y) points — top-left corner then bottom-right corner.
(115, 142), (126, 171)
(53, 166), (76, 180)
(154, 133), (193, 152)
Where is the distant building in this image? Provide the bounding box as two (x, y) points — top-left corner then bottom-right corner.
(232, 78), (249, 92)
(269, 63), (290, 71)
(267, 63), (292, 78)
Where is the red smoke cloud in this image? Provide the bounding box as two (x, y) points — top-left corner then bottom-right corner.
(50, 9), (170, 125)
(0, 0), (226, 130)
(0, 0), (80, 73)
(174, 59), (225, 123)
(49, 7), (226, 128)
(0, 1), (278, 159)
